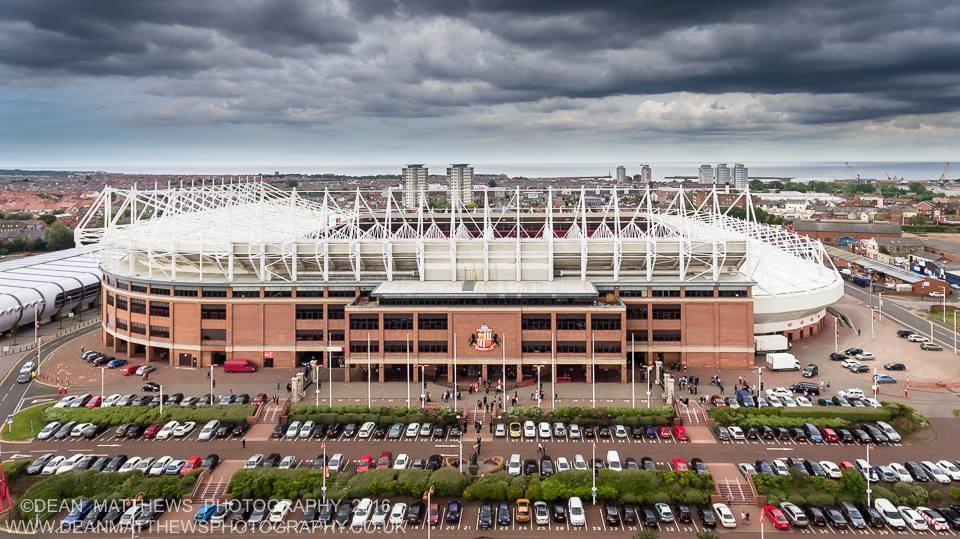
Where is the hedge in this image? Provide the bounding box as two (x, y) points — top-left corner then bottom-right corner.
(756, 468), (960, 508)
(228, 467), (467, 501)
(17, 470), (200, 522)
(708, 403), (899, 428)
(463, 469), (713, 504)
(503, 406), (675, 426)
(286, 404), (457, 426)
(42, 404), (256, 427)
(2, 459), (31, 483)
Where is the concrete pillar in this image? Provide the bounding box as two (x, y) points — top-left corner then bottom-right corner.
(125, 339), (133, 358)
(620, 365), (628, 384)
(378, 363), (385, 383)
(481, 364), (488, 381)
(412, 364), (420, 383)
(516, 362), (523, 384)
(145, 346), (152, 363)
(344, 364), (351, 383)
(585, 363), (592, 384)
(447, 366), (453, 384)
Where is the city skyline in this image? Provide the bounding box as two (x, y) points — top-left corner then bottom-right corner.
(1, 1), (959, 169)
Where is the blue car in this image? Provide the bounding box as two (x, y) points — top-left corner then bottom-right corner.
(106, 358), (128, 369)
(445, 499), (461, 523)
(60, 499), (94, 529)
(874, 374), (897, 384)
(193, 503), (218, 523)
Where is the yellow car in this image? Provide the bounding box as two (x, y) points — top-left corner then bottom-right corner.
(515, 499), (531, 523)
(509, 422), (522, 439)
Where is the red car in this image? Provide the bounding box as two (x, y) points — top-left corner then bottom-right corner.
(356, 454), (374, 472)
(839, 460), (856, 472)
(122, 365), (139, 376)
(376, 451), (392, 469)
(820, 427), (839, 443)
(763, 504), (790, 530)
(710, 395), (726, 407)
(142, 423), (162, 439)
(658, 426), (672, 439)
(180, 455), (203, 476)
(428, 503), (440, 526)
(252, 393), (268, 405)
(670, 458), (688, 471)
(672, 425), (689, 441)
(85, 395), (103, 408)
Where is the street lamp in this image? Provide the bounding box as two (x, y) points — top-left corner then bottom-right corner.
(942, 286), (948, 323)
(535, 366), (542, 409)
(757, 366), (763, 396)
(100, 366), (105, 400)
(210, 364), (215, 407)
(158, 384), (165, 414)
(646, 365), (652, 408)
(419, 365), (427, 408)
(866, 443), (873, 507)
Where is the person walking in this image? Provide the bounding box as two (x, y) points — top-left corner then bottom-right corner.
(241, 438), (246, 449)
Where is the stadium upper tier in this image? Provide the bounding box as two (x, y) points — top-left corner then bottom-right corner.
(76, 181), (842, 331)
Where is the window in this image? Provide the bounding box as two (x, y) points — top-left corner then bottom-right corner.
(349, 341), (380, 353)
(651, 305), (682, 320)
(627, 330), (647, 342)
(594, 341), (621, 353)
(619, 289), (647, 297)
(652, 330), (682, 342)
(521, 341), (551, 354)
(150, 325), (170, 338)
(685, 289), (714, 298)
(115, 296), (128, 311)
(556, 341), (586, 354)
(149, 302), (170, 317)
(384, 315), (414, 330)
(116, 319), (128, 331)
(350, 316), (379, 330)
(328, 289), (356, 298)
(556, 316), (586, 330)
(265, 289), (292, 298)
(327, 305), (345, 320)
(150, 286), (170, 296)
(130, 298), (146, 314)
(418, 315), (448, 330)
(295, 306), (324, 320)
(328, 330), (344, 342)
(174, 288), (198, 297)
(626, 305), (647, 320)
(652, 289), (680, 298)
(201, 328), (226, 341)
(418, 341), (448, 354)
(130, 322), (146, 335)
(719, 289), (748, 298)
(232, 289), (261, 298)
(200, 305), (227, 320)
(296, 290), (324, 298)
(521, 316), (551, 331)
(106, 293), (114, 306)
(202, 289), (228, 298)
(130, 284), (147, 294)
(115, 281), (129, 291)
(383, 341), (411, 353)
(296, 330), (325, 342)
(591, 316), (621, 330)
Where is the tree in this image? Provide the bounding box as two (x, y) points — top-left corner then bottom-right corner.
(696, 531), (718, 539)
(633, 530), (658, 539)
(37, 214), (57, 225)
(285, 179), (299, 188)
(44, 221), (74, 250)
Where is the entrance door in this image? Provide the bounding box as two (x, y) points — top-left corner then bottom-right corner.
(210, 352), (226, 366)
(177, 353), (193, 367)
(264, 356), (274, 368)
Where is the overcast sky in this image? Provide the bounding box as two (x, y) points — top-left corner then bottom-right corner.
(1, 0), (959, 172)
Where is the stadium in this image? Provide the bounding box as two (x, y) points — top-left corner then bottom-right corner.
(76, 181), (843, 383)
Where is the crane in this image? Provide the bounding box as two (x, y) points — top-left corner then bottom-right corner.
(938, 162), (951, 186)
(844, 161), (861, 182)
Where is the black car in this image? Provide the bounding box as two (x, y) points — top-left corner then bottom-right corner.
(790, 427), (806, 441)
(745, 427), (759, 440)
(114, 423), (131, 436)
(236, 393), (250, 404)
(445, 499), (461, 523)
(326, 423), (342, 438)
(16, 372), (31, 384)
(844, 347), (863, 356)
(837, 428), (855, 443)
(215, 425), (231, 438)
(301, 504), (319, 523)
(640, 456), (656, 471)
(431, 425), (445, 438)
(698, 505), (716, 527)
(598, 426), (611, 439)
(89, 456), (111, 472)
(311, 455), (327, 470)
(754, 460), (774, 475)
(852, 428), (872, 444)
(850, 364), (869, 374)
(313, 424), (327, 438)
(342, 423), (357, 437)
(147, 395), (162, 407)
(373, 425), (387, 439)
(335, 503), (352, 526)
(641, 507), (657, 526)
(142, 382), (160, 392)
(897, 329), (915, 338)
(802, 364), (819, 378)
(80, 503), (107, 528)
(582, 426), (596, 439)
(317, 502), (334, 525)
(478, 503), (494, 529)
(830, 352), (848, 361)
(271, 423), (286, 439)
(776, 427), (791, 440)
(165, 392), (184, 405)
(822, 507), (847, 528)
(552, 502), (566, 522)
(426, 454), (443, 470)
(807, 507), (827, 526)
(540, 456), (555, 477)
(497, 501), (511, 526)
(407, 502), (425, 525)
(201, 454), (220, 469)
(624, 457), (639, 470)
(26, 454), (53, 475)
(863, 424), (888, 444)
(261, 453), (281, 468)
(53, 421), (76, 440)
(523, 458), (538, 475)
(905, 461), (930, 482)
(790, 382), (820, 395)
(864, 506), (885, 528)
(603, 503), (620, 526)
(74, 455), (97, 471)
(621, 504), (638, 525)
(787, 457), (808, 475)
(135, 395), (153, 406)
(884, 362), (907, 371)
(125, 424), (144, 438)
(840, 502), (866, 529)
(805, 459), (827, 477)
(691, 458), (709, 475)
(760, 426), (775, 439)
(102, 506), (125, 526)
(631, 426), (644, 439)
(937, 506), (960, 530)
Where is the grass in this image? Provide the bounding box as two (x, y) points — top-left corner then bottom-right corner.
(0, 402), (53, 441)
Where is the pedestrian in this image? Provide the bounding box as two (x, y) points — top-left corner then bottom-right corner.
(241, 438), (246, 449)
(745, 512), (750, 523)
(213, 379), (216, 388)
(277, 381), (281, 390)
(537, 442), (544, 455)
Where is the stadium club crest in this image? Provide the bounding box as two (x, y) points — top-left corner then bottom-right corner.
(469, 323), (499, 352)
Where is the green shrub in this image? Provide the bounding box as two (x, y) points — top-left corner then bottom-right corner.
(428, 468), (470, 497)
(463, 473), (510, 501)
(2, 459), (31, 482)
(287, 404), (456, 425)
(42, 405), (255, 427)
(504, 405), (674, 425)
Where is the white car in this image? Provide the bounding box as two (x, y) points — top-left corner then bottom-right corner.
(556, 457), (570, 472)
(875, 498), (906, 530)
(534, 501), (550, 525)
(737, 463), (756, 476)
(781, 395), (797, 407)
(876, 421), (901, 442)
(918, 507), (949, 531)
(116, 394), (136, 406)
(523, 421), (536, 438)
(568, 424), (581, 439)
(568, 497), (585, 527)
(55, 454), (85, 474)
(553, 422), (566, 437)
(278, 456), (298, 469)
(898, 506), (928, 531)
(938, 460), (960, 481)
(727, 426), (745, 440)
(889, 462), (913, 482)
(841, 358), (862, 369)
(795, 396), (813, 407)
(37, 421), (60, 440)
(70, 423), (95, 437)
(118, 456), (142, 473)
(508, 454), (522, 476)
(19, 361), (35, 375)
(862, 397), (882, 408)
(921, 461), (951, 484)
(766, 387), (791, 399)
(102, 394), (123, 407)
(766, 395), (783, 408)
(371, 502), (389, 527)
(713, 503), (737, 528)
(494, 424), (506, 437)
(613, 425), (628, 438)
(351, 498), (373, 529)
(537, 422), (551, 438)
(173, 421), (196, 437)
(41, 455), (66, 475)
(269, 500), (293, 523)
(573, 454), (588, 471)
(155, 421), (179, 440)
(840, 388), (865, 400)
(771, 458), (790, 476)
(857, 351), (876, 361)
(393, 453), (410, 470)
(244, 454), (264, 469)
(358, 421), (376, 439)
(133, 457), (155, 474)
(907, 334), (929, 342)
(136, 365), (155, 376)
(148, 456), (172, 476)
(405, 423), (420, 438)
(389, 503), (407, 525)
(284, 421), (302, 439)
(327, 453), (344, 473)
(298, 421), (315, 438)
(819, 461), (841, 479)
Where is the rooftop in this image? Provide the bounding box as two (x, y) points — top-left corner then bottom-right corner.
(372, 279), (598, 299)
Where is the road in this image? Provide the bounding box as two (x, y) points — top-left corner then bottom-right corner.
(845, 283), (958, 349)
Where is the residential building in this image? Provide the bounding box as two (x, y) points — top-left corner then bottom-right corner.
(401, 164), (428, 209)
(639, 164), (652, 183)
(447, 163), (474, 206)
(698, 164), (714, 184)
(716, 163), (730, 185)
(616, 165), (626, 183)
(734, 163), (748, 190)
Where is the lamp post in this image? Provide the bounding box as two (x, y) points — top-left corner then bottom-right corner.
(100, 366), (105, 400)
(535, 365), (542, 409)
(591, 442), (597, 505)
(366, 333), (372, 410)
(314, 359), (320, 407)
(877, 291), (883, 321)
(872, 367), (878, 401)
(453, 334), (458, 415)
(550, 349), (556, 411)
(646, 365), (652, 408)
(591, 335), (596, 409)
(328, 353), (333, 407)
(321, 442), (327, 503)
(943, 286), (948, 323)
(501, 338), (507, 411)
(159, 384), (164, 414)
(866, 443), (873, 507)
(406, 334), (411, 409)
(954, 310), (957, 356)
(419, 365), (427, 408)
(930, 319), (935, 341)
(210, 364), (215, 407)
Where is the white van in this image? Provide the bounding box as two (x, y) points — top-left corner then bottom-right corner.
(606, 450), (622, 472)
(874, 498), (906, 530)
(198, 420), (220, 441)
(352, 498), (374, 529)
(119, 504), (144, 528)
(568, 497), (585, 527)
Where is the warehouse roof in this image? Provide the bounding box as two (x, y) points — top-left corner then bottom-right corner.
(372, 279), (598, 299)
(794, 221), (902, 234)
(825, 245), (921, 283)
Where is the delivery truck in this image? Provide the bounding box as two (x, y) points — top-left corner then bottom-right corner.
(765, 352), (801, 372)
(754, 334), (789, 353)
